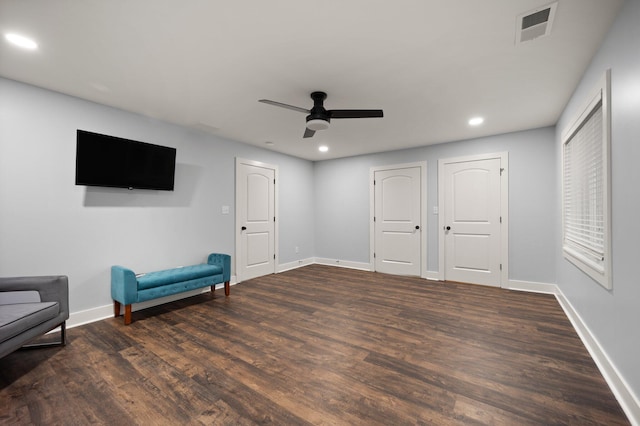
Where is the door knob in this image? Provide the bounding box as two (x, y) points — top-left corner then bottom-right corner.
(241, 226), (247, 231)
(415, 225), (420, 230)
(445, 226), (451, 231)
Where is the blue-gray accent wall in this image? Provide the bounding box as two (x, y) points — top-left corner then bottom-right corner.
(314, 127), (557, 284)
(555, 0), (640, 402)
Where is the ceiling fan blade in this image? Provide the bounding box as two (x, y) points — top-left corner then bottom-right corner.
(330, 109), (384, 119)
(303, 128), (316, 138)
(259, 99), (309, 114)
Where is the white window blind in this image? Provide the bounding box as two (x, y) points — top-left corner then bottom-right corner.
(561, 70), (611, 289)
(563, 103), (604, 270)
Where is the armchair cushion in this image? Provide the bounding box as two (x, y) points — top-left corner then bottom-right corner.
(0, 302), (59, 342)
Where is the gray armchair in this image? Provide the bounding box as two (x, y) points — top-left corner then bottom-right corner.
(0, 275), (69, 359)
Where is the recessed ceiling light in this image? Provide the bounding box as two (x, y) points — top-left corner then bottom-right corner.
(4, 33), (38, 50)
(468, 117), (484, 126)
(318, 145), (329, 153)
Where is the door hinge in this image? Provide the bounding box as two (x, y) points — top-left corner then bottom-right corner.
(274, 216), (276, 222)
(500, 167), (505, 176)
(274, 254), (276, 259)
(274, 179), (276, 184)
(373, 180), (376, 185)
(373, 216), (376, 222)
(374, 252), (376, 258)
(500, 216), (502, 223)
(500, 263), (502, 271)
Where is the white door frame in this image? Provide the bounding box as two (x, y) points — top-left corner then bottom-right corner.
(235, 157), (279, 283)
(370, 161), (428, 278)
(437, 152), (508, 286)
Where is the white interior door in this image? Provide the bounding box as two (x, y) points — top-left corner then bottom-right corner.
(236, 159), (276, 282)
(374, 166), (422, 276)
(441, 156), (504, 287)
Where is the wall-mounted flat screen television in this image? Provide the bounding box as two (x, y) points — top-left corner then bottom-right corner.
(75, 130), (176, 191)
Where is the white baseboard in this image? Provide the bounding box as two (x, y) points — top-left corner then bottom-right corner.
(505, 279), (557, 294)
(277, 257), (314, 273)
(313, 257), (372, 271)
(555, 288), (640, 426)
(67, 304), (114, 329)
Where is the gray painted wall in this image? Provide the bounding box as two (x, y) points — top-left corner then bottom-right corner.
(0, 77), (315, 313)
(555, 0), (640, 398)
(314, 127), (557, 284)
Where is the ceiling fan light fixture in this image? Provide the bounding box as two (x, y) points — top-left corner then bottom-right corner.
(306, 118), (330, 131)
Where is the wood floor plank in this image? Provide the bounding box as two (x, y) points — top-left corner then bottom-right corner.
(0, 265), (630, 424)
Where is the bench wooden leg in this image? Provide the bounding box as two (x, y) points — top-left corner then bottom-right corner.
(124, 304), (132, 325)
(224, 281), (230, 296)
(114, 300), (132, 325)
(211, 285), (215, 293)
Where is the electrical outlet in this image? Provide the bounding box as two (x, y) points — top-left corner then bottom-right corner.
(295, 246), (299, 253)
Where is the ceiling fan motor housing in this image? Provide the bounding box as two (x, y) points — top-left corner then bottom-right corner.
(306, 91), (330, 130)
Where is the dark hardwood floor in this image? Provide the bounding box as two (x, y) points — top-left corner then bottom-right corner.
(0, 265), (629, 425)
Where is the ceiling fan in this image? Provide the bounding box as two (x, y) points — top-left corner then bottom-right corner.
(259, 91), (383, 138)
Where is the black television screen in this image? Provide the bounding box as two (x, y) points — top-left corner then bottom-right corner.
(75, 130), (176, 191)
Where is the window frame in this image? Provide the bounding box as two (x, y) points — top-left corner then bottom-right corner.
(561, 69), (612, 289)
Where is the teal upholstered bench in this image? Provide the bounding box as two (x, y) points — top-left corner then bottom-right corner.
(111, 253), (230, 325)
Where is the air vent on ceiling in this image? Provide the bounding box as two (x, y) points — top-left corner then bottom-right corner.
(516, 2), (558, 44)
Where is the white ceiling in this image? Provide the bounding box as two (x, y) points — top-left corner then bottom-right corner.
(0, 0), (624, 161)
